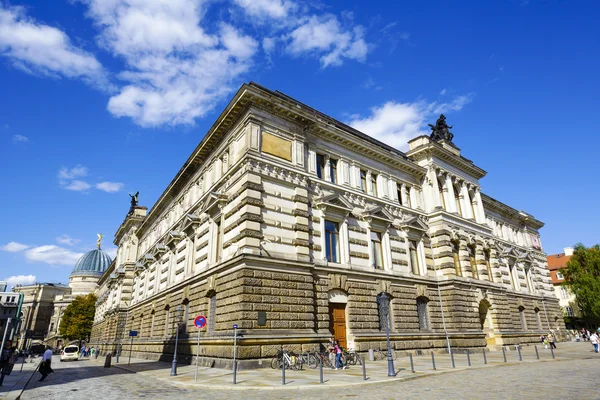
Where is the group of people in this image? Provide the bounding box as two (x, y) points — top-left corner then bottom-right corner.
(80, 346), (96, 358)
(0, 339), (17, 387)
(327, 337), (347, 370)
(540, 333), (557, 349)
(574, 328), (599, 353)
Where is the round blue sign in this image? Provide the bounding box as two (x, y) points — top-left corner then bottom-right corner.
(194, 315), (207, 328)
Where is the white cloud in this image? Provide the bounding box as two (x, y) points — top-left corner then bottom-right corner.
(5, 274), (36, 287)
(439, 88), (447, 96)
(95, 181), (124, 193)
(348, 94), (473, 151)
(12, 134), (28, 143)
(24, 245), (84, 266)
(0, 242), (30, 252)
(0, 5), (105, 84)
(58, 165), (88, 180)
(285, 15), (368, 67)
(263, 37), (276, 53)
(56, 234), (81, 246)
(63, 180), (92, 192)
(233, 0), (293, 19)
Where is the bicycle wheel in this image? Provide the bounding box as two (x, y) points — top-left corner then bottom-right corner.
(271, 357), (282, 369)
(307, 354), (318, 369)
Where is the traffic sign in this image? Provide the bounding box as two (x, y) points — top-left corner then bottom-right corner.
(233, 324), (238, 329)
(129, 330), (138, 337)
(194, 315), (207, 329)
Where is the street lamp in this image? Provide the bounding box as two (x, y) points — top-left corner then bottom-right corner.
(170, 305), (184, 376)
(116, 322), (125, 363)
(377, 292), (395, 377)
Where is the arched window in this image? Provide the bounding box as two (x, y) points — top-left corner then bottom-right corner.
(416, 297), (430, 331)
(519, 306), (527, 330)
(452, 241), (462, 276)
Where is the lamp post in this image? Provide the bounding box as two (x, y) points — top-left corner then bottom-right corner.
(170, 306), (184, 376)
(116, 322), (125, 363)
(377, 292), (395, 377)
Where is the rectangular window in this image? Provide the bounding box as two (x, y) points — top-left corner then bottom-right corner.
(397, 187), (403, 205)
(324, 220), (340, 263)
(182, 303), (189, 334)
(208, 294), (217, 333)
(417, 298), (430, 330)
(409, 240), (420, 275)
(165, 309), (170, 336)
(469, 246), (479, 280)
(566, 306), (574, 317)
(214, 220), (222, 262)
(329, 158), (338, 184)
(360, 170), (367, 192)
(536, 311), (542, 329)
(406, 187), (412, 208)
(556, 272), (564, 280)
(452, 242), (462, 276)
(519, 308), (527, 330)
(371, 231), (384, 269)
(316, 154), (325, 179)
(370, 173), (378, 196)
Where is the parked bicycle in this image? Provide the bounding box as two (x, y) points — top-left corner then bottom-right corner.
(310, 346), (332, 368)
(271, 346), (302, 370)
(343, 348), (361, 365)
(374, 347), (397, 361)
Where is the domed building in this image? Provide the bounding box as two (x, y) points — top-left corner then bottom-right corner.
(13, 236), (112, 349)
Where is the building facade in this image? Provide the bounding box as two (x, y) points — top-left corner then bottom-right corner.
(90, 83), (562, 368)
(0, 282), (22, 342)
(14, 242), (111, 349)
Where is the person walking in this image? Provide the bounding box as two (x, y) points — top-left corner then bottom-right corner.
(334, 340), (346, 370)
(548, 333), (557, 349)
(590, 332), (599, 353)
(39, 346), (54, 382)
(327, 337), (336, 369)
(0, 340), (16, 387)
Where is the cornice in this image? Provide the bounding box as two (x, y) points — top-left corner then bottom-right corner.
(481, 193), (544, 230)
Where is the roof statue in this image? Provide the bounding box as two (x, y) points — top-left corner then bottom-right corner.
(428, 114), (454, 143)
(97, 233), (103, 249)
(128, 191), (139, 215)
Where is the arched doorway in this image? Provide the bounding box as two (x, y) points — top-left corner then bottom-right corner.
(328, 289), (348, 349)
(479, 300), (496, 346)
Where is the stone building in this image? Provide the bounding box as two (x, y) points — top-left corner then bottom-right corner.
(90, 82), (562, 367)
(14, 241), (111, 349)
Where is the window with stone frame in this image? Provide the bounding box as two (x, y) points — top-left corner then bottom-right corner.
(416, 297), (431, 330)
(324, 220), (340, 263)
(316, 153), (325, 179)
(371, 231), (384, 269)
(535, 309), (542, 330)
(509, 262), (519, 290)
(519, 306), (527, 330)
(452, 241), (462, 276)
(360, 169), (367, 192)
(468, 245), (479, 279)
(409, 240), (420, 275)
(150, 311), (155, 337)
(370, 173), (378, 196)
(164, 307), (170, 336)
(559, 287), (568, 299)
(181, 301), (190, 334)
(565, 306), (574, 317)
(484, 249), (493, 282)
(214, 219), (222, 263)
(329, 158), (338, 184)
(208, 293), (217, 333)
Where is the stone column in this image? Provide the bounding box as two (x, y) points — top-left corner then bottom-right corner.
(460, 182), (474, 219)
(307, 148), (316, 174)
(293, 187), (310, 262)
(341, 218), (350, 264)
(400, 183), (409, 207)
(431, 168), (444, 210)
(474, 188), (485, 222)
(365, 220), (373, 268)
(445, 174), (458, 213)
(324, 155), (331, 181)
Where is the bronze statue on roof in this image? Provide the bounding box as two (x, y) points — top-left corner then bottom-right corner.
(428, 114), (454, 142)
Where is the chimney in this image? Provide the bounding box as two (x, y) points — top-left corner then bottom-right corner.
(564, 247), (574, 256)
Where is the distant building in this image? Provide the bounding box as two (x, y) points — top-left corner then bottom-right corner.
(0, 282), (21, 340)
(13, 241), (111, 349)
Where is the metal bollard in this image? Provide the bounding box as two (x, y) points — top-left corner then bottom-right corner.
(502, 347), (507, 362)
(550, 347), (555, 359)
(233, 360), (237, 384)
(431, 352), (436, 370)
(467, 349), (471, 366)
(409, 353), (415, 373)
(483, 349), (487, 365)
(535, 345), (539, 360)
(319, 359), (323, 384)
(104, 354), (112, 368)
(517, 346), (522, 361)
(282, 356), (285, 385)
(362, 356), (367, 380)
(450, 349), (455, 368)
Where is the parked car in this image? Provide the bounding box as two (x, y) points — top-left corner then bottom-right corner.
(60, 345), (79, 362)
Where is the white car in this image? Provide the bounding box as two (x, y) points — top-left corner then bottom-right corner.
(60, 346), (79, 362)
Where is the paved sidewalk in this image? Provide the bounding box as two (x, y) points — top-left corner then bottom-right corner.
(0, 358), (40, 400)
(98, 341), (589, 391)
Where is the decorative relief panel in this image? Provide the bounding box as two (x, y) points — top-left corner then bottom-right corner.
(261, 132), (292, 161)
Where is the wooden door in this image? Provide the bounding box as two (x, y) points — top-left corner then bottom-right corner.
(329, 303), (347, 349)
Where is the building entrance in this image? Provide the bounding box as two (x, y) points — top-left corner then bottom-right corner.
(329, 303), (347, 349)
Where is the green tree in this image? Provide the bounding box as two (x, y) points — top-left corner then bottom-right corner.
(59, 293), (97, 341)
(560, 243), (600, 319)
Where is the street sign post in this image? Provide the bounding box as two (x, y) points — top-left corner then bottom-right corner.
(128, 331), (138, 365)
(194, 315), (207, 382)
(233, 324), (239, 384)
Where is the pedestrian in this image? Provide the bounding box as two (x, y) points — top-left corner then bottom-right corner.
(575, 332), (580, 342)
(0, 340), (16, 387)
(334, 340), (346, 370)
(327, 337), (336, 369)
(590, 332), (599, 353)
(39, 346), (54, 382)
(548, 333), (557, 349)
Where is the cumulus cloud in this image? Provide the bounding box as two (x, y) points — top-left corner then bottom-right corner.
(63, 179), (92, 192)
(5, 274), (36, 287)
(56, 234), (81, 246)
(348, 94), (473, 151)
(1, 241), (83, 266)
(58, 165), (88, 181)
(0, 4), (105, 84)
(285, 15), (368, 67)
(0, 242), (30, 252)
(12, 134), (29, 143)
(233, 0), (294, 19)
(95, 181), (124, 193)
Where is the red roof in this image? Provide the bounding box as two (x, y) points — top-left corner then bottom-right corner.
(547, 253), (571, 271)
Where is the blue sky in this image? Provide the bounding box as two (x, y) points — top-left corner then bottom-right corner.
(1, 0), (598, 288)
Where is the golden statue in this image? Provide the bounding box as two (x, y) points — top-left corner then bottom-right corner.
(97, 233), (103, 249)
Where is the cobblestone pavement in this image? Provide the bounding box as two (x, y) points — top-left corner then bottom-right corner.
(21, 344), (600, 400)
